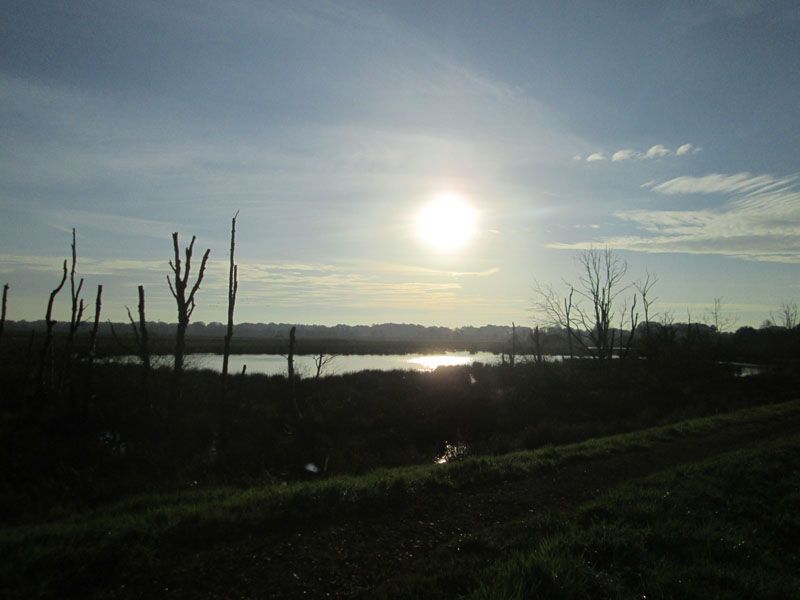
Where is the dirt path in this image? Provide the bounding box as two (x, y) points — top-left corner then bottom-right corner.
(135, 408), (800, 599)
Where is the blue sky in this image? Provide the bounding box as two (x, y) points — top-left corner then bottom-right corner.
(1, 0), (798, 327)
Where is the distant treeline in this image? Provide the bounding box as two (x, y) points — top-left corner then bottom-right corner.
(0, 320), (534, 355)
(2, 319), (799, 360)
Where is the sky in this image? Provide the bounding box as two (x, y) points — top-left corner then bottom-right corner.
(1, 0), (799, 327)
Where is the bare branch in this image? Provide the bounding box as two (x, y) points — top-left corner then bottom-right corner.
(47, 260), (68, 325)
(167, 275), (177, 299)
(126, 305), (141, 350)
(167, 231), (211, 424)
(187, 248), (211, 307)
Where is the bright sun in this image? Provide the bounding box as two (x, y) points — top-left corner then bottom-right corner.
(416, 193), (477, 252)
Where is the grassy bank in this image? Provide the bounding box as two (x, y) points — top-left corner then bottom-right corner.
(471, 432), (800, 599)
(2, 400), (800, 598)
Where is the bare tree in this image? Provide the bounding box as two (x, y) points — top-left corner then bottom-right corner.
(574, 248), (630, 360)
(509, 322), (517, 367)
(87, 285), (103, 359)
(529, 325), (544, 364)
(287, 325), (296, 380)
(35, 260), (68, 403)
(313, 353), (337, 379)
(618, 295), (639, 359)
(167, 232), (210, 423)
(0, 283), (8, 347)
(708, 297), (737, 334)
(634, 272), (658, 341)
(220, 212), (239, 450)
(770, 301), (798, 329)
(534, 248), (640, 361)
(83, 285), (103, 418)
(65, 229), (86, 352)
(126, 285), (151, 415)
(59, 229), (86, 407)
(533, 283), (580, 358)
(562, 287), (574, 358)
(287, 325), (300, 417)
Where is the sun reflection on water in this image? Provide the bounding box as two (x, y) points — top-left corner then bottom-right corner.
(406, 355), (473, 371)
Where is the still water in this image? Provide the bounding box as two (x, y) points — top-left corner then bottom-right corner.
(114, 351), (502, 376)
(110, 353), (765, 378)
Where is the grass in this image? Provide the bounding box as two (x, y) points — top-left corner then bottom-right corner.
(470, 432), (800, 599)
(2, 399), (800, 597)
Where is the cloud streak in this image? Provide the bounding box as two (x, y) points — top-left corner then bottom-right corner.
(645, 172), (798, 196)
(550, 171), (800, 263)
(0, 253), (498, 318)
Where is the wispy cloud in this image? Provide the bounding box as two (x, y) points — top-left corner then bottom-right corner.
(645, 172), (798, 196)
(43, 209), (183, 240)
(0, 253), (497, 317)
(0, 254), (166, 276)
(357, 261), (500, 278)
(549, 171), (800, 263)
(586, 152), (606, 162)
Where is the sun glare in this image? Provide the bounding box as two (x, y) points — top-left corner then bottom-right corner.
(416, 194), (477, 252)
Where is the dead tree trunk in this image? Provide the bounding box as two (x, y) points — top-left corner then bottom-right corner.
(60, 229), (85, 411)
(564, 287), (574, 359)
(83, 285), (102, 419)
(0, 283), (8, 347)
(510, 322), (516, 367)
(634, 273), (658, 357)
(167, 232), (210, 426)
(35, 260), (68, 411)
(126, 285), (151, 418)
(530, 326), (544, 364)
(620, 295), (639, 360)
(288, 325), (300, 418)
(220, 212), (239, 452)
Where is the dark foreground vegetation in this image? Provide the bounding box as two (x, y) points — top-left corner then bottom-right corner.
(2, 400), (799, 598)
(2, 230), (799, 597)
(2, 339), (799, 525)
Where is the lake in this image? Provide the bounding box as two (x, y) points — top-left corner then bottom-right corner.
(113, 351), (504, 376)
(109, 353), (766, 378)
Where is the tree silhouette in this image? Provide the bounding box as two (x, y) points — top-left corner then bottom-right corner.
(220, 212), (239, 451)
(534, 247), (646, 361)
(167, 232), (210, 424)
